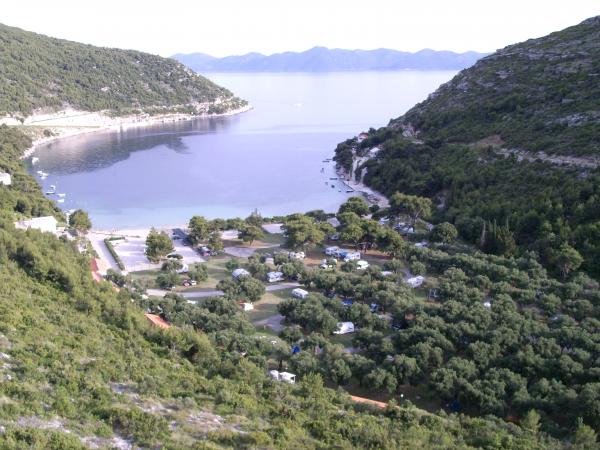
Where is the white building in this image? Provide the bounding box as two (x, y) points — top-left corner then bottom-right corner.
(0, 173), (11, 186)
(267, 271), (284, 283)
(241, 302), (254, 311)
(291, 288), (309, 299)
(232, 268), (250, 279)
(14, 216), (58, 233)
(333, 322), (355, 335)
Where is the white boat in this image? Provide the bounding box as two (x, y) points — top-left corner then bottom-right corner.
(36, 170), (43, 175)
(57, 198), (65, 203)
(31, 157), (39, 165)
(57, 193), (66, 198)
(45, 188), (55, 195)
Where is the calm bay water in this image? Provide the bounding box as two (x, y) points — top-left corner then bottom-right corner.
(30, 71), (455, 228)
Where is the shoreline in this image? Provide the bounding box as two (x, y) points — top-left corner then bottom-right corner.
(335, 166), (389, 208)
(18, 104), (253, 160)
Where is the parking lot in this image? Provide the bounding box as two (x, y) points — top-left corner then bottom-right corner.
(110, 228), (204, 273)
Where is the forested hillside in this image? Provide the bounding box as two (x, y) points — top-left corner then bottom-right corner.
(0, 24), (246, 117)
(395, 16), (600, 156)
(0, 125), (568, 448)
(335, 16), (600, 277)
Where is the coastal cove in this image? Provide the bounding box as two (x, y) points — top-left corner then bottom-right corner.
(28, 71), (456, 228)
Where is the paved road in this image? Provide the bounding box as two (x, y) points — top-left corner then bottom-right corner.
(146, 282), (300, 299)
(88, 232), (122, 275)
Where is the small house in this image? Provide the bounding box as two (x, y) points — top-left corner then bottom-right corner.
(267, 271), (284, 283)
(232, 268), (250, 279)
(14, 216), (58, 234)
(357, 132), (369, 142)
(144, 313), (171, 330)
(334, 321), (355, 335)
(291, 288), (309, 299)
(406, 276), (425, 288)
(0, 172), (11, 186)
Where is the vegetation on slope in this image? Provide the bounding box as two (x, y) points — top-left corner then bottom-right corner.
(394, 16), (600, 156)
(335, 17), (600, 277)
(0, 126), (572, 447)
(0, 23), (246, 117)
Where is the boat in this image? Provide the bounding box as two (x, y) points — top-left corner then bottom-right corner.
(36, 170), (43, 175)
(57, 198), (65, 203)
(331, 185), (335, 188)
(57, 193), (66, 198)
(329, 177), (338, 180)
(322, 159), (331, 163)
(31, 157), (39, 165)
(338, 189), (342, 192)
(346, 189), (354, 193)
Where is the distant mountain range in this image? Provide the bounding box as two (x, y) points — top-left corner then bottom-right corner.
(172, 46), (488, 72)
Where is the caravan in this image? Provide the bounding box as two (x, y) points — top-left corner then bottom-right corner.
(333, 322), (355, 335)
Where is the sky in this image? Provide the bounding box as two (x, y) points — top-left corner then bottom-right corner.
(1, 1), (599, 57)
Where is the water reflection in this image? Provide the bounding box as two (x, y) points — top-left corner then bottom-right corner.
(35, 116), (237, 175)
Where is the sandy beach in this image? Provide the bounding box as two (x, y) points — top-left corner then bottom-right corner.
(11, 104), (252, 160)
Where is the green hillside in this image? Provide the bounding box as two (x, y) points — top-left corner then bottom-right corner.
(335, 17), (600, 277)
(396, 16), (600, 156)
(0, 125), (569, 448)
(0, 23), (246, 117)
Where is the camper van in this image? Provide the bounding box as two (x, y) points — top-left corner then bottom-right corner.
(343, 252), (361, 262)
(333, 322), (355, 335)
(291, 288), (309, 299)
(267, 271), (285, 283)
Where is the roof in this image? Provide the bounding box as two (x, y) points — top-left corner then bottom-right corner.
(144, 313), (171, 330)
(350, 395), (387, 409)
(232, 268), (250, 277)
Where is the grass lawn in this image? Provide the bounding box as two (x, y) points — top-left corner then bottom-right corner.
(247, 288), (293, 323)
(330, 333), (354, 347)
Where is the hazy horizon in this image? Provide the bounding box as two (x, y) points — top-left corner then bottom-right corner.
(1, 0), (598, 57)
(173, 46), (488, 59)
